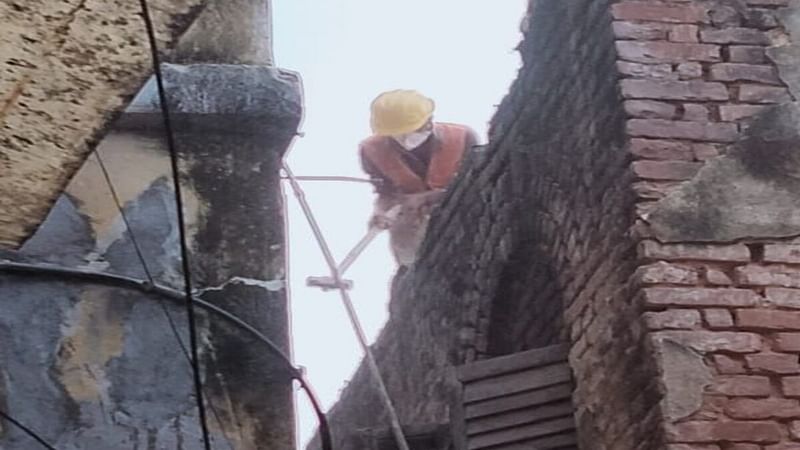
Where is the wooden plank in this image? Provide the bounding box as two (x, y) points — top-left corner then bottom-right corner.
(458, 344), (570, 382)
(464, 363), (572, 403)
(466, 401), (574, 435)
(467, 417), (576, 450)
(490, 432), (578, 449)
(465, 383), (574, 419)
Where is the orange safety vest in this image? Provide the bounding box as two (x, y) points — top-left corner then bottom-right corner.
(360, 123), (470, 194)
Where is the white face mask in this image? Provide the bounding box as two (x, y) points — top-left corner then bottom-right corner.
(393, 129), (433, 150)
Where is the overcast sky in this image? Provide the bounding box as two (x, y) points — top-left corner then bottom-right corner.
(271, 1), (526, 446)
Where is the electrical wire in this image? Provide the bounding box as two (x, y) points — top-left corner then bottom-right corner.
(93, 151), (235, 450)
(281, 162), (410, 450)
(136, 1), (212, 448)
(0, 409), (58, 450)
(0, 260), (333, 450)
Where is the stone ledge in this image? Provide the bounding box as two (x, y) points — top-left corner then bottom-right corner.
(117, 64), (303, 135)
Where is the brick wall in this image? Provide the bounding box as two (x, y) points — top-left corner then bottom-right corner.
(616, 0), (800, 448)
(309, 1), (656, 448)
(310, 0), (800, 449)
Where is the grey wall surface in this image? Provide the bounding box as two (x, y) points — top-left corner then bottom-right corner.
(0, 64), (302, 450)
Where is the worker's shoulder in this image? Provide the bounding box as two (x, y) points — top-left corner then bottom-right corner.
(436, 122), (477, 137)
(359, 135), (392, 156)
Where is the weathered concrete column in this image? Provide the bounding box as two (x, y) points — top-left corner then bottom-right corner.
(123, 63), (302, 449)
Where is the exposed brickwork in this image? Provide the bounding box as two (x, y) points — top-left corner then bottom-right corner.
(310, 0), (800, 449)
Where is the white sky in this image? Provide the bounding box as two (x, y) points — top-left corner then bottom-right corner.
(271, 1), (526, 446)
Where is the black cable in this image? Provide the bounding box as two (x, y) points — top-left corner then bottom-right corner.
(0, 409), (58, 450)
(0, 261), (334, 450)
(136, 1), (212, 448)
(93, 152), (234, 450)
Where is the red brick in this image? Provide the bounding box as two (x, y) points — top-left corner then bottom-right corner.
(633, 160), (702, 180)
(634, 180), (682, 199)
(677, 62), (703, 79)
(705, 267), (734, 286)
(666, 420), (780, 442)
(621, 79), (729, 100)
(617, 61), (674, 79)
(737, 309), (800, 330)
(728, 445), (759, 450)
(710, 63), (781, 85)
(782, 376), (800, 396)
(708, 376), (772, 396)
(671, 24), (700, 42)
(628, 119), (739, 142)
(645, 309), (702, 329)
(612, 2), (710, 23)
(728, 45), (766, 63)
(736, 265), (800, 288)
(701, 28), (770, 44)
(720, 105), (768, 122)
(667, 445), (721, 450)
(764, 444), (800, 450)
(625, 100), (678, 119)
(637, 262), (701, 284)
(775, 333), (800, 352)
(613, 21), (670, 40)
(640, 241), (751, 262)
(726, 397), (800, 419)
(766, 288), (800, 309)
(746, 353), (800, 374)
(765, 245), (800, 264)
(705, 309), (734, 328)
(713, 354), (747, 374)
(739, 85), (792, 103)
(683, 104), (710, 122)
(616, 41), (721, 63)
(629, 138), (694, 160)
(652, 331), (762, 352)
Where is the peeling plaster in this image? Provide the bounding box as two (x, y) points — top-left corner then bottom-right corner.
(652, 338), (713, 422)
(196, 276), (286, 294)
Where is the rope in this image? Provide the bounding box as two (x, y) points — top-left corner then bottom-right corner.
(135, 1), (211, 447)
(282, 162), (410, 450)
(0, 409), (57, 450)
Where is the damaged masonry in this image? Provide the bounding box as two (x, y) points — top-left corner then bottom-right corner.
(4, 0), (800, 450)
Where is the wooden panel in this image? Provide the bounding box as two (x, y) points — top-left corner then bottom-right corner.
(458, 344), (570, 382)
(466, 400), (574, 435)
(467, 417), (575, 449)
(465, 383), (573, 419)
(463, 363), (571, 403)
(489, 433), (578, 450)
(458, 344), (578, 450)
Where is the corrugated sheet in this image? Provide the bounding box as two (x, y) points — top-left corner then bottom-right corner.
(457, 344), (577, 450)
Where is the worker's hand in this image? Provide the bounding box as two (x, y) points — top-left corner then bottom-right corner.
(369, 213), (394, 230)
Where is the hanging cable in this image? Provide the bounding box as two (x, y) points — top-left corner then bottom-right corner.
(0, 409), (58, 450)
(93, 151), (234, 450)
(281, 162), (410, 450)
(136, 1), (211, 448)
(0, 260), (333, 450)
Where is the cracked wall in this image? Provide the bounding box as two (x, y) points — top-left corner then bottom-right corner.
(0, 63), (301, 449)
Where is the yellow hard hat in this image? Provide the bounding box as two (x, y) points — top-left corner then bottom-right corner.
(370, 90), (435, 136)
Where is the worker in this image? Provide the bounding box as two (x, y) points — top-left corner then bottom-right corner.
(359, 89), (478, 267)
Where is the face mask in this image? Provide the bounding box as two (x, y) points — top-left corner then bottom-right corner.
(393, 129), (433, 150)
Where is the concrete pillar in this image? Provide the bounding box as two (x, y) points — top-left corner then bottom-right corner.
(122, 64), (302, 449)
